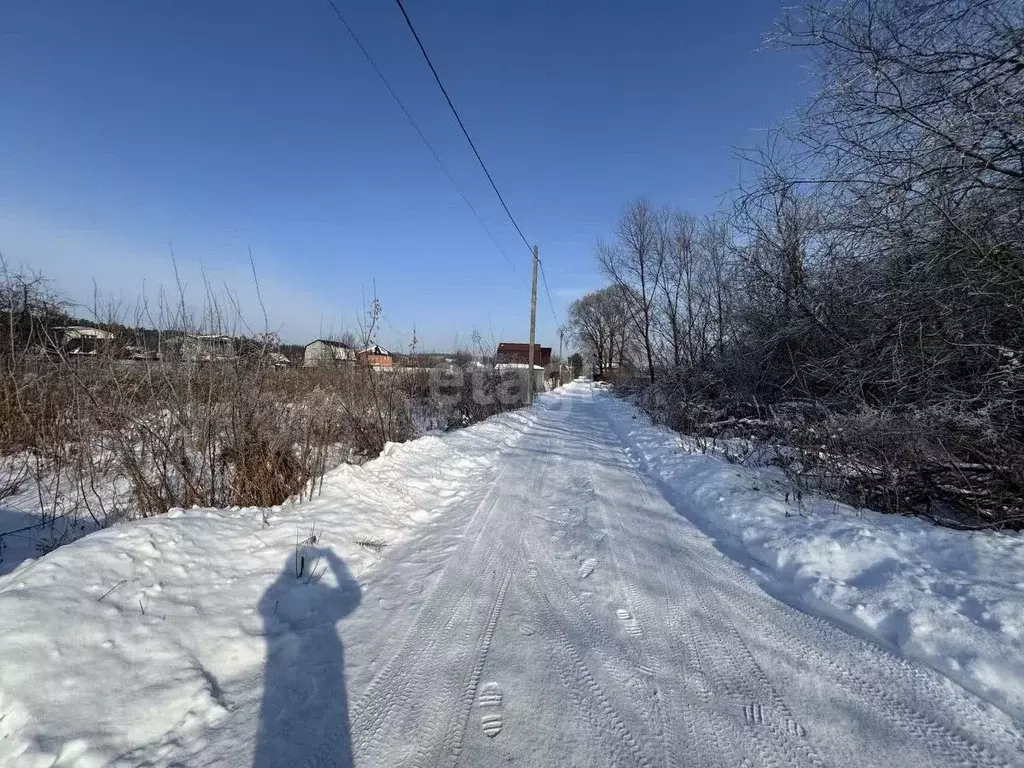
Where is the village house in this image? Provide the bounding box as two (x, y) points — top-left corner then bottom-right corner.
(495, 342), (552, 368)
(495, 341), (551, 395)
(303, 339), (356, 367)
(358, 344), (393, 370)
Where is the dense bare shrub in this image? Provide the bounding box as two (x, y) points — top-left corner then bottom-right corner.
(585, 0), (1024, 529)
(0, 268), (524, 560)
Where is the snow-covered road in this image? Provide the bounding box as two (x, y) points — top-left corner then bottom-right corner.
(1, 383), (1022, 766)
(213, 384), (1023, 767)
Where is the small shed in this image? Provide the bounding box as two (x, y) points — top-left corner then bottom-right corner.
(53, 326), (115, 356)
(303, 339), (355, 367)
(179, 334), (237, 362)
(267, 351), (292, 368)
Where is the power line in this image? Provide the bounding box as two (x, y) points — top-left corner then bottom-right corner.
(325, 0), (562, 329)
(391, 0), (562, 329)
(322, 0), (524, 283)
(393, 0), (532, 253)
(538, 259), (561, 329)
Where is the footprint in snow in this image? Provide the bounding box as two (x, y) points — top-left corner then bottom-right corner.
(616, 608), (643, 637)
(478, 682), (503, 737)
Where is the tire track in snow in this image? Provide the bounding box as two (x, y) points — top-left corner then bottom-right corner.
(555, 405), (743, 768)
(678, 560), (825, 768)
(351, 522), (494, 756)
(523, 552), (654, 768)
(579, 457), (744, 768)
(522, 523), (664, 762)
(429, 536), (518, 767)
(700, 542), (1024, 761)
(349, 452), (536, 767)
(701, 560), (1023, 768)
(576, 392), (828, 767)
(591, 392), (1023, 768)
(543, 452), (677, 763)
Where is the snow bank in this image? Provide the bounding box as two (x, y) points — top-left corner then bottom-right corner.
(598, 387), (1024, 727)
(0, 403), (541, 766)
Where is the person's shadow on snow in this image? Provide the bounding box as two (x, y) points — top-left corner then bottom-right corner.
(255, 548), (361, 768)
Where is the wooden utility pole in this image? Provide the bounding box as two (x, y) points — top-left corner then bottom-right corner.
(526, 245), (539, 405)
(558, 326), (565, 386)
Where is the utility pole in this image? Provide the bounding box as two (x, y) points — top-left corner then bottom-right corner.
(526, 245), (539, 405)
(558, 326), (564, 386)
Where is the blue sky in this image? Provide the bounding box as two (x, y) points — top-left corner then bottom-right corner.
(0, 1), (808, 350)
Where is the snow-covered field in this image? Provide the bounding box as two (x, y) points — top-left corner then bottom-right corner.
(0, 381), (1021, 766)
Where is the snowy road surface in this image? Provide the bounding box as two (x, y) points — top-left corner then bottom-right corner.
(1, 383), (1022, 766)
(211, 385), (1021, 767)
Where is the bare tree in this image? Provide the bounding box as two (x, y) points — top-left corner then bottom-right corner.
(568, 286), (632, 378)
(587, 0), (1024, 527)
(598, 199), (665, 382)
(696, 214), (735, 358)
(776, 0), (1024, 198)
(656, 209), (701, 371)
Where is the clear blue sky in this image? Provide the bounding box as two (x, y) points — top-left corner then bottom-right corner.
(0, 1), (808, 350)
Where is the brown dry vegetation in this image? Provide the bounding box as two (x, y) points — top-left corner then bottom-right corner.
(0, 270), (527, 550)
